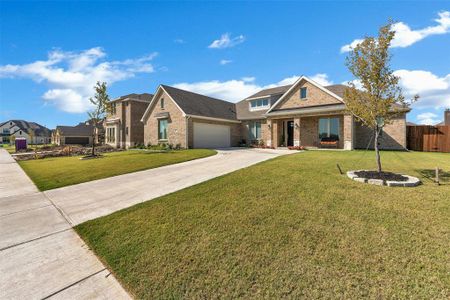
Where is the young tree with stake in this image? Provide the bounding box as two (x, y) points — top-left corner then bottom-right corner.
(344, 21), (418, 173)
(87, 81), (111, 156)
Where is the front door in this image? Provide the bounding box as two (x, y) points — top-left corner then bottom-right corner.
(287, 121), (294, 146)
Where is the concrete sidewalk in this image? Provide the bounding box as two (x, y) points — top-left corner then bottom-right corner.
(0, 149), (130, 299)
(45, 148), (292, 225)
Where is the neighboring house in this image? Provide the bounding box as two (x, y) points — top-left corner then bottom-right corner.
(52, 122), (97, 146)
(105, 93), (153, 148)
(141, 85), (240, 148)
(0, 120), (51, 145)
(143, 76), (410, 150)
(435, 109), (450, 126)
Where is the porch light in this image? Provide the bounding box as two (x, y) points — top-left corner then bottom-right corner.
(268, 123), (271, 129)
(295, 123), (299, 128)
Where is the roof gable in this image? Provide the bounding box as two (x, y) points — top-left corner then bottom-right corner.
(267, 76), (344, 113)
(1, 120), (51, 136)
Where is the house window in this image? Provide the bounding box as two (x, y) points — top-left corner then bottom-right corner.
(107, 127), (116, 143)
(300, 87), (307, 99)
(110, 103), (116, 115)
(249, 121), (262, 140)
(319, 117), (339, 140)
(160, 98), (165, 109)
(249, 98), (269, 110)
(158, 119), (168, 140)
(19, 130), (22, 135)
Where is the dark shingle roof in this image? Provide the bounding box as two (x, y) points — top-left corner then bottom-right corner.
(245, 85), (292, 100)
(56, 123), (95, 136)
(1, 120), (51, 137)
(112, 93), (153, 102)
(161, 85), (237, 120)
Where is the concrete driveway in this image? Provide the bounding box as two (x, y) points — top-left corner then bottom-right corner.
(45, 148), (293, 225)
(0, 147), (292, 298)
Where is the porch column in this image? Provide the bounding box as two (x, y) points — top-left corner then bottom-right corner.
(272, 120), (278, 148)
(343, 114), (354, 150)
(266, 119), (272, 147)
(294, 117), (301, 146)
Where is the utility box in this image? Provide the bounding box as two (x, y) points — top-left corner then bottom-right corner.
(15, 137), (27, 151)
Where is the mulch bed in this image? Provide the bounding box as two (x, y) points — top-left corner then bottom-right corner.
(355, 171), (408, 182)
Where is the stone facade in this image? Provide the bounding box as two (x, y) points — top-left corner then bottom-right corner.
(240, 119), (269, 146)
(143, 90), (187, 148)
(353, 113), (407, 150)
(105, 99), (150, 148)
(275, 80), (341, 110)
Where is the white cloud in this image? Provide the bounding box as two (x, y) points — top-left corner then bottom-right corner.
(208, 33), (245, 49)
(174, 38), (185, 44)
(416, 112), (441, 125)
(342, 79), (364, 90)
(220, 59), (232, 65)
(340, 39), (364, 53)
(0, 47), (156, 113)
(172, 73), (329, 102)
(310, 73), (333, 86)
(394, 70), (450, 109)
(341, 11), (450, 53)
(342, 70), (450, 109)
(173, 79), (261, 102)
(274, 75), (300, 86)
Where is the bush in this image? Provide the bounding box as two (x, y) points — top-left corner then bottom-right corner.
(287, 146), (305, 150)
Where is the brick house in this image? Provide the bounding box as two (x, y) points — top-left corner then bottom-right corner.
(105, 93), (153, 148)
(141, 85), (240, 148)
(52, 122), (98, 146)
(0, 120), (51, 145)
(142, 76), (410, 150)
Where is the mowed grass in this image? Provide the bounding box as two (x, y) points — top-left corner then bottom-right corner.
(76, 151), (450, 299)
(19, 149), (216, 191)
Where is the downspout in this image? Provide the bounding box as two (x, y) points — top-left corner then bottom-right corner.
(185, 115), (190, 149)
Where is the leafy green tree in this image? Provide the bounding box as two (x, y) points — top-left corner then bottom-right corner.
(344, 21), (418, 172)
(87, 81), (111, 156)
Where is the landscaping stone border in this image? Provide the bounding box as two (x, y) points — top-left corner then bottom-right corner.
(346, 170), (421, 187)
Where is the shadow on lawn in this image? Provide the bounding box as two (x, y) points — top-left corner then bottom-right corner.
(416, 169), (450, 184)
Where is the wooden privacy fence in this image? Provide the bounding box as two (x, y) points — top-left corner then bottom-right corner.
(407, 125), (450, 153)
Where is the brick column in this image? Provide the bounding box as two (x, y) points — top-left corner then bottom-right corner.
(266, 119), (273, 147)
(343, 114), (354, 150)
(272, 120), (278, 148)
(294, 117), (301, 146)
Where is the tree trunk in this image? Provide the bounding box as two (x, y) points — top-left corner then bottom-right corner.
(91, 126), (96, 156)
(374, 126), (382, 173)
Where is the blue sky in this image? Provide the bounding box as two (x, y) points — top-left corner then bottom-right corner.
(1, 1), (449, 129)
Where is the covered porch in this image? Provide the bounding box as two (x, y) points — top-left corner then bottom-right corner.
(266, 113), (354, 150)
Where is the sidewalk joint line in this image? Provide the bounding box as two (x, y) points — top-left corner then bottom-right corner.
(0, 228), (72, 252)
(40, 268), (107, 300)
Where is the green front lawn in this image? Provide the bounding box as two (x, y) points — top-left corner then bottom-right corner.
(19, 149), (216, 191)
(76, 151), (450, 299)
(1, 144), (16, 153)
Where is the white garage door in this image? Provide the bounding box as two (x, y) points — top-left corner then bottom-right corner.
(193, 122), (231, 148)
